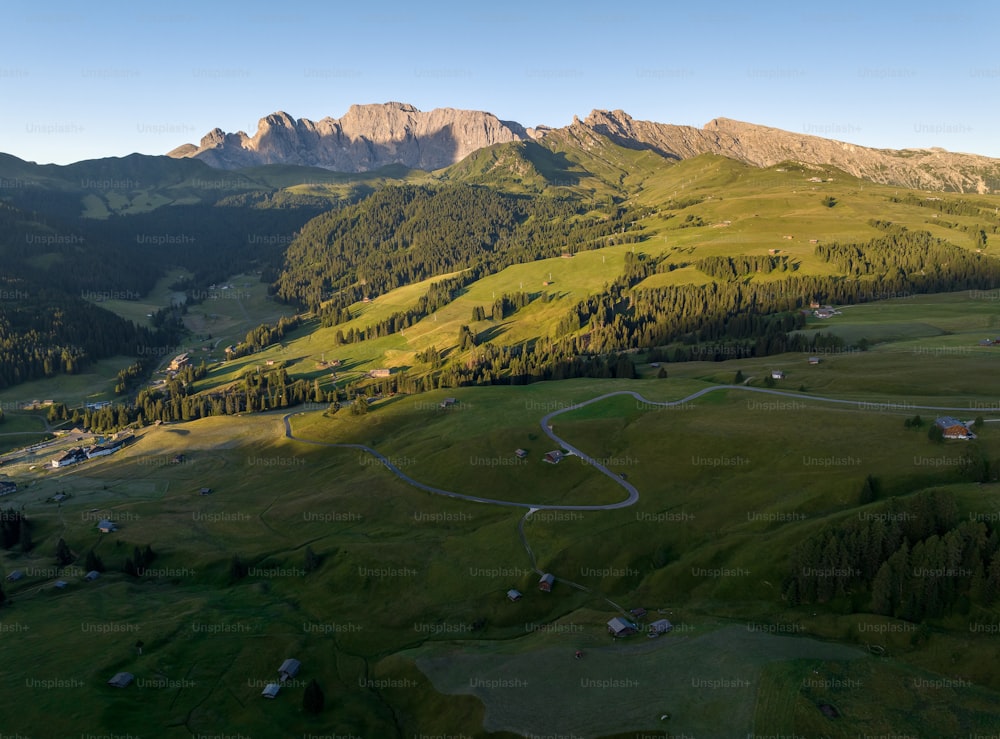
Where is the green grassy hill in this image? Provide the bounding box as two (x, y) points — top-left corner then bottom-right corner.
(3, 126), (1000, 737)
(4, 337), (1000, 736)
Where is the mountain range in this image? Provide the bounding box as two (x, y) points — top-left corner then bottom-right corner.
(168, 102), (1000, 193)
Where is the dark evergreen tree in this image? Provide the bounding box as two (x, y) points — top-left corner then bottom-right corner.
(229, 555), (248, 582)
(85, 549), (104, 573)
(18, 518), (32, 552)
(304, 546), (321, 573)
(858, 474), (878, 505)
(55, 538), (73, 566)
(303, 678), (324, 714)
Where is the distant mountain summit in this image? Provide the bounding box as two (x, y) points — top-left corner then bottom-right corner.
(562, 110), (999, 193)
(168, 102), (528, 172)
(170, 103), (1000, 193)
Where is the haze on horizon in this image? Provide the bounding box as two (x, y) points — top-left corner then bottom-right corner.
(2, 0), (998, 165)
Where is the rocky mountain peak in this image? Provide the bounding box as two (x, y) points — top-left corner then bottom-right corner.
(199, 128), (228, 149)
(172, 103), (529, 172)
(169, 104), (1000, 192)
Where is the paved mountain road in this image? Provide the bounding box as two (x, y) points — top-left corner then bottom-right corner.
(284, 385), (997, 511)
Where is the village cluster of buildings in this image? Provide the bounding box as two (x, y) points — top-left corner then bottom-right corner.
(51, 436), (131, 468)
(106, 658), (303, 697)
(508, 578), (674, 640)
(802, 301), (838, 319)
(167, 353), (190, 374)
(261, 658), (301, 698)
(607, 613), (673, 638)
(508, 575), (674, 638)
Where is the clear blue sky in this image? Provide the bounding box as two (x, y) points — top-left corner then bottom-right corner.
(3, 0), (998, 164)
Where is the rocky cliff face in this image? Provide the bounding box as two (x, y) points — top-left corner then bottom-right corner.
(564, 110), (1000, 193)
(169, 103), (1000, 192)
(168, 102), (529, 172)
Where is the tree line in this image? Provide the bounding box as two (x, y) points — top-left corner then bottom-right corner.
(784, 488), (1000, 622)
(815, 224), (1000, 281)
(696, 254), (794, 279)
(273, 183), (645, 313)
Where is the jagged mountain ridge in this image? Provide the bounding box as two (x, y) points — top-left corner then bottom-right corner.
(169, 103), (1000, 193)
(167, 102), (528, 173)
(573, 111), (1000, 193)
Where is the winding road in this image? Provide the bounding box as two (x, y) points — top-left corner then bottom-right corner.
(283, 384), (999, 512)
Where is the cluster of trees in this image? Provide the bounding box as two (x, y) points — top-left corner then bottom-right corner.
(676, 213), (705, 228)
(564, 273), (809, 354)
(333, 341), (638, 395)
(0, 188), (327, 392)
(543, 227), (1000, 362)
(65, 363), (336, 434)
(330, 275), (468, 343)
(457, 325), (478, 351)
(431, 341), (637, 388)
(696, 255), (793, 279)
(887, 194), (1000, 224)
(54, 536), (155, 578)
(0, 190), (327, 392)
(815, 226), (1000, 283)
(0, 288), (176, 389)
(273, 184), (644, 312)
(784, 489), (1000, 621)
(333, 284), (539, 348)
(471, 291), (533, 322)
(415, 345), (443, 369)
(115, 358), (152, 395)
(123, 544), (156, 577)
(85, 202), (327, 292)
(48, 399), (133, 433)
(226, 315), (302, 360)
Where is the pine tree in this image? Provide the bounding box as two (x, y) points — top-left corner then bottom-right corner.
(871, 561), (894, 615)
(304, 546), (320, 573)
(858, 474), (877, 505)
(56, 537), (73, 566)
(18, 518), (31, 552)
(303, 678), (324, 714)
(350, 395), (368, 416)
(85, 549), (104, 573)
(986, 550), (1000, 605)
(229, 555), (247, 582)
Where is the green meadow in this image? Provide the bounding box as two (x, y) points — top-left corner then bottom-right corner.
(3, 151), (1000, 737)
(3, 313), (1000, 736)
